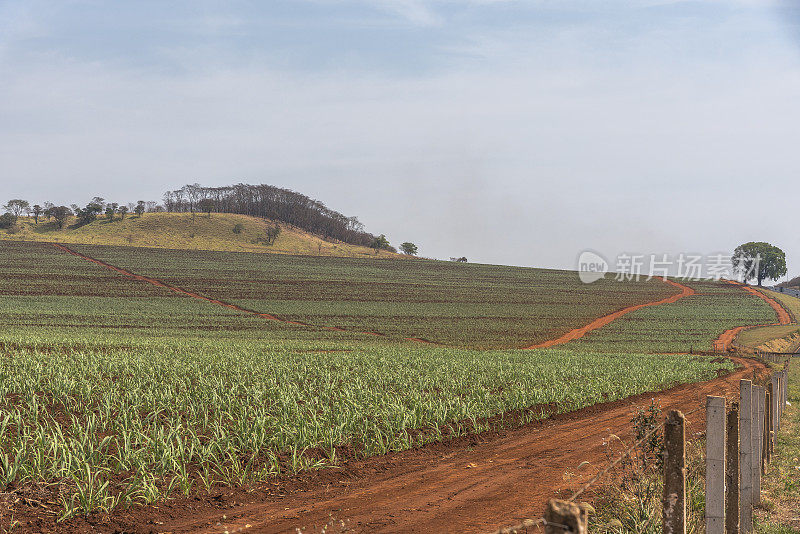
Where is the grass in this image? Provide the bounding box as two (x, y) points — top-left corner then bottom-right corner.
(755, 360), (800, 533)
(737, 290), (800, 351)
(737, 325), (800, 351)
(562, 281), (778, 353)
(0, 212), (401, 258)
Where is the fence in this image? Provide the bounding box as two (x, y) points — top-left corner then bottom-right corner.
(756, 350), (798, 364)
(490, 357), (791, 534)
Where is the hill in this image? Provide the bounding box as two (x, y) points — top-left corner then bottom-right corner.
(777, 275), (800, 290)
(0, 212), (402, 258)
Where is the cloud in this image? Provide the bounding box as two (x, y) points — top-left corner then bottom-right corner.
(1, 0), (799, 272)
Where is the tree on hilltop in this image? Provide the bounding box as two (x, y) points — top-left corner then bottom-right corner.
(733, 242), (787, 286)
(198, 199), (215, 218)
(400, 242), (418, 255)
(134, 201), (146, 217)
(105, 203), (118, 222)
(73, 199), (104, 226)
(371, 234), (393, 255)
(51, 206), (72, 229)
(3, 199), (29, 222)
(32, 204), (42, 224)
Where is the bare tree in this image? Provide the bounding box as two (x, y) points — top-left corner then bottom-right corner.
(3, 199), (30, 222)
(161, 183), (380, 248)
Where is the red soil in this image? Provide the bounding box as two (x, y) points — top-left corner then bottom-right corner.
(37, 357), (759, 534)
(35, 246), (778, 533)
(711, 281), (795, 352)
(525, 277), (695, 349)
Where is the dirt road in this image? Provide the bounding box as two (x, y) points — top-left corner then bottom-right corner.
(88, 357), (762, 534)
(43, 245), (782, 533)
(524, 278), (695, 349)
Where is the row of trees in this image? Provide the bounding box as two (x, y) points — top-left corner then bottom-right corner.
(2, 187), (420, 256)
(163, 183), (382, 248)
(1, 198), (161, 230)
(2, 199), (73, 229)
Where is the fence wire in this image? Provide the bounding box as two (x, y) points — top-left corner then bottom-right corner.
(486, 404), (703, 534)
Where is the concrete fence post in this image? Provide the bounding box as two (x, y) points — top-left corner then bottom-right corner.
(767, 386), (775, 462)
(765, 389), (772, 466)
(773, 375), (781, 433)
(544, 499), (586, 534)
(753, 385), (764, 506)
(705, 396), (726, 534)
(740, 379), (753, 533)
(783, 369), (788, 412)
(726, 402), (740, 534)
(663, 410), (686, 534)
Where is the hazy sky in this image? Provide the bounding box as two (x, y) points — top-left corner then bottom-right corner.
(1, 0), (799, 275)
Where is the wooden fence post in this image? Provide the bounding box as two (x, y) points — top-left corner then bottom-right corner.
(705, 396), (725, 534)
(726, 402), (740, 534)
(663, 410), (686, 534)
(753, 386), (764, 506)
(544, 499), (586, 534)
(740, 379), (753, 533)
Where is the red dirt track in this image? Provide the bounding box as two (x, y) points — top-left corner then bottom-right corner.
(85, 357), (762, 534)
(525, 277), (695, 349)
(50, 243), (412, 340)
(39, 246), (781, 533)
(711, 281), (795, 351)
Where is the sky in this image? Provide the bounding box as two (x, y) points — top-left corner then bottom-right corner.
(1, 0), (799, 276)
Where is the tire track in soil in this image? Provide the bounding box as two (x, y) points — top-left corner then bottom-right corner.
(524, 277), (696, 349)
(50, 243), (428, 342)
(109, 357), (765, 534)
(712, 281), (795, 352)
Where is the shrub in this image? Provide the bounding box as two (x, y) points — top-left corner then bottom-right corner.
(632, 400), (664, 469)
(0, 213), (14, 229)
(232, 223), (244, 234)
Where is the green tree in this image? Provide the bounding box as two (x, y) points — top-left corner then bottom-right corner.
(51, 206), (72, 229)
(118, 205), (128, 220)
(134, 201), (146, 217)
(32, 204), (42, 224)
(265, 224), (281, 245)
(400, 242), (418, 255)
(73, 200), (103, 226)
(371, 234), (392, 254)
(733, 242), (787, 286)
(3, 199), (30, 222)
(105, 203), (118, 222)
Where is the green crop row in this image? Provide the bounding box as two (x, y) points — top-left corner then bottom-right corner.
(566, 280), (778, 353)
(65, 243), (678, 348)
(0, 334), (732, 519)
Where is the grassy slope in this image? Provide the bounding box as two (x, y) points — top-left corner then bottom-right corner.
(737, 290), (800, 351)
(756, 361), (800, 533)
(0, 212), (401, 258)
